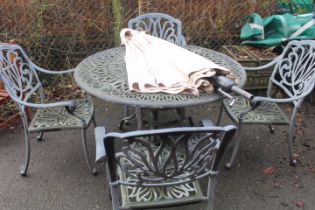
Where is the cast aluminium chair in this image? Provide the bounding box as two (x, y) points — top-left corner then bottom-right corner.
(121, 13), (188, 129)
(0, 44), (96, 176)
(95, 122), (236, 210)
(218, 40), (315, 168)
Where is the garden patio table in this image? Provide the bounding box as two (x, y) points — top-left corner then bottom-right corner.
(74, 45), (246, 129)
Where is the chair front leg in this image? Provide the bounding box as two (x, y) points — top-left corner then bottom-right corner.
(20, 114), (30, 176)
(81, 128), (97, 175)
(268, 125), (275, 133)
(207, 177), (216, 210)
(225, 121), (242, 169)
(92, 114), (97, 127)
(216, 102), (224, 126)
(288, 107), (298, 165)
(136, 107), (143, 130)
(37, 132), (44, 141)
(176, 108), (194, 126)
(111, 185), (121, 210)
(124, 105), (129, 118)
(150, 109), (159, 129)
(119, 106), (136, 130)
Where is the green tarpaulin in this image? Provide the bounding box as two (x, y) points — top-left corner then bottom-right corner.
(240, 12), (315, 48)
(275, 0), (313, 14)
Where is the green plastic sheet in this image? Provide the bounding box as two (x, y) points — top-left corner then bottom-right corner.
(240, 12), (315, 48)
(275, 0), (313, 14)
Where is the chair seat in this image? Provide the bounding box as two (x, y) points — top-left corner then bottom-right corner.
(29, 98), (94, 132)
(116, 144), (206, 209)
(223, 96), (290, 125)
(119, 173), (205, 209)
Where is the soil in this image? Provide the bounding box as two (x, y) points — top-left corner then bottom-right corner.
(245, 46), (278, 60)
(0, 100), (17, 118)
(40, 75), (85, 101)
(226, 45), (254, 60)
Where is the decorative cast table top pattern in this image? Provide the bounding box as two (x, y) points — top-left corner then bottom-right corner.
(74, 45), (246, 109)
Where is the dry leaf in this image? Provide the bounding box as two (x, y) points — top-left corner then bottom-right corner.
(263, 167), (274, 175)
(293, 153), (300, 161)
(295, 200), (305, 208)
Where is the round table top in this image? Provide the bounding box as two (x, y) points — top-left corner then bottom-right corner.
(74, 45), (246, 109)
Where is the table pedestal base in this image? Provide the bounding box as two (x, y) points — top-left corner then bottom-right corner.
(119, 107), (194, 131)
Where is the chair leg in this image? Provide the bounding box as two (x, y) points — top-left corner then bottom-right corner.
(207, 177), (216, 210)
(150, 110), (159, 129)
(81, 128), (97, 175)
(176, 108), (193, 126)
(92, 115), (97, 127)
(37, 132), (44, 141)
(119, 106), (136, 130)
(105, 166), (113, 201)
(268, 125), (275, 133)
(226, 123), (242, 169)
(111, 185), (121, 210)
(20, 115), (30, 176)
(216, 102), (224, 126)
(124, 105), (129, 117)
(288, 108), (298, 165)
(136, 107), (143, 130)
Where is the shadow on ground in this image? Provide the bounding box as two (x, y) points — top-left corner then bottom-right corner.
(0, 98), (314, 210)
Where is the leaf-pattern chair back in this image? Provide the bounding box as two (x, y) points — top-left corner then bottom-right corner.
(267, 40), (315, 106)
(0, 44), (45, 112)
(128, 12), (186, 46)
(104, 126), (236, 210)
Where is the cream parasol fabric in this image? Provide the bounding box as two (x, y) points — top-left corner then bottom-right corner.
(120, 28), (232, 95)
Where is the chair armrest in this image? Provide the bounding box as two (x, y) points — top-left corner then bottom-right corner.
(200, 119), (214, 127)
(31, 61), (76, 75)
(233, 83), (315, 119)
(95, 126), (107, 163)
(244, 55), (281, 71)
(252, 83), (315, 105)
(7, 91), (75, 109)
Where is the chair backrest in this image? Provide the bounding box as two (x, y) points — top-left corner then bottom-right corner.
(104, 126), (236, 187)
(268, 40), (315, 106)
(128, 12), (186, 46)
(0, 44), (45, 111)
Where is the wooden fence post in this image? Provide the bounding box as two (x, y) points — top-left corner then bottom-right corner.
(112, 0), (123, 46)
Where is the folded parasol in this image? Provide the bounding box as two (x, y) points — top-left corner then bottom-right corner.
(120, 28), (233, 95)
